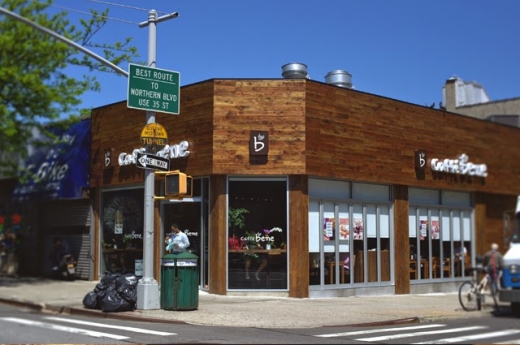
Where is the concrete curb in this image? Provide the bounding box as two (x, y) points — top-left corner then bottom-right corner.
(0, 296), (423, 328)
(0, 298), (187, 325)
(0, 286), (490, 329)
(322, 317), (420, 328)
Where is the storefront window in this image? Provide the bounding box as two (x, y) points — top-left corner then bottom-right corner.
(309, 179), (392, 287)
(409, 188), (473, 281)
(100, 188), (144, 275)
(227, 178), (288, 290)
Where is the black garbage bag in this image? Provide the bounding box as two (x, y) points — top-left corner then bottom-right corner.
(93, 271), (138, 312)
(101, 271), (121, 288)
(116, 273), (138, 289)
(82, 291), (99, 309)
(93, 272), (120, 307)
(101, 289), (135, 312)
(117, 285), (137, 305)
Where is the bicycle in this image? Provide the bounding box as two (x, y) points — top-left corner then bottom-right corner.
(458, 266), (499, 311)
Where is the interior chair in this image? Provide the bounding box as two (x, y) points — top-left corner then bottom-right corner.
(430, 257), (451, 278)
(464, 253), (471, 274)
(442, 258), (451, 277)
(431, 257), (438, 278)
(409, 259), (418, 279)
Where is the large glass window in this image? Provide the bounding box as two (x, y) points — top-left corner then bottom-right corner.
(100, 188), (144, 275)
(309, 179), (392, 287)
(227, 178), (288, 290)
(409, 188), (473, 281)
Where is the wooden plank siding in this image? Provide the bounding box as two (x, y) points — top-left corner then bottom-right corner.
(212, 80), (306, 175)
(288, 175), (309, 298)
(89, 78), (520, 296)
(209, 175), (227, 295)
(475, 193), (517, 255)
(92, 79), (520, 193)
(305, 81), (520, 195)
(393, 185), (410, 294)
(90, 82), (215, 188)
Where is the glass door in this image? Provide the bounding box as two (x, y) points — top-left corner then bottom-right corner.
(162, 201), (206, 288)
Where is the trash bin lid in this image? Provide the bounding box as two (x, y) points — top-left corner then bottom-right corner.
(162, 251), (198, 266)
(163, 251), (198, 260)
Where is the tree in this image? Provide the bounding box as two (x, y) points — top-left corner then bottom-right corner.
(0, 0), (140, 178)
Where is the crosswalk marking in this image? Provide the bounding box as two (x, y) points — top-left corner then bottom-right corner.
(494, 339), (520, 344)
(355, 326), (486, 342)
(44, 316), (176, 336)
(1, 317), (129, 340)
(316, 323), (520, 344)
(314, 324), (445, 338)
(412, 329), (520, 344)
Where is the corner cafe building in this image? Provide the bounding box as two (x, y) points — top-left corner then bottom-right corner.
(89, 75), (520, 298)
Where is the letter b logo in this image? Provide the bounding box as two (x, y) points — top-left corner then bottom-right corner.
(249, 131), (269, 156)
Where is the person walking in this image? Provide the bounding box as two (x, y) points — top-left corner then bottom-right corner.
(482, 243), (504, 292)
(165, 223), (190, 252)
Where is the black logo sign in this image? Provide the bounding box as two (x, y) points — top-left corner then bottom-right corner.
(414, 149), (426, 170)
(249, 131), (269, 156)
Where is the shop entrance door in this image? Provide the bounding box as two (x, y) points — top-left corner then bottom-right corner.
(161, 201), (207, 289)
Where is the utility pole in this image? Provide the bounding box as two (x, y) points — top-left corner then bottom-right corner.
(136, 9), (179, 310)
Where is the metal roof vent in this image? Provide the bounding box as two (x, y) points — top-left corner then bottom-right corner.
(325, 70), (352, 89)
(281, 62), (308, 79)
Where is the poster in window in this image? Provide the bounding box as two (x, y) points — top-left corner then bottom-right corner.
(353, 218), (363, 240)
(420, 220), (428, 240)
(431, 220), (440, 240)
(339, 218), (349, 240)
(323, 218), (334, 241)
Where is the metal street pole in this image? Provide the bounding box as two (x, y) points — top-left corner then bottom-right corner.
(137, 9), (179, 310)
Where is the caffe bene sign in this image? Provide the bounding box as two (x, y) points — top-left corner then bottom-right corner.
(430, 153), (487, 177)
(118, 140), (190, 166)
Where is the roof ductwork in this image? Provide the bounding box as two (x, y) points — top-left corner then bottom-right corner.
(325, 70), (352, 89)
(281, 63), (308, 79)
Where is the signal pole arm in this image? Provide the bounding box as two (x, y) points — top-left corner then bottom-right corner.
(0, 6), (128, 77)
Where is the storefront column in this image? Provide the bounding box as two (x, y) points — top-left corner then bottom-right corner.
(209, 175), (227, 295)
(289, 175), (308, 298)
(475, 193), (516, 256)
(394, 185), (410, 294)
(474, 193), (486, 259)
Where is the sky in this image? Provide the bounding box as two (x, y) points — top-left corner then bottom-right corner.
(47, 0), (520, 112)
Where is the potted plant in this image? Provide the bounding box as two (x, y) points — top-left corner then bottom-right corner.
(228, 207), (249, 238)
(122, 235), (133, 249)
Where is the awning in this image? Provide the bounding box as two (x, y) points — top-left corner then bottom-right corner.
(12, 119), (90, 202)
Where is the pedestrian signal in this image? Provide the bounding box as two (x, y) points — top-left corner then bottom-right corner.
(165, 171), (187, 196)
(162, 171), (193, 198)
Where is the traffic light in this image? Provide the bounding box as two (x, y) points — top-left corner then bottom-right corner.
(162, 171), (193, 198)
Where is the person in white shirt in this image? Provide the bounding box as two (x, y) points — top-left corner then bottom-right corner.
(454, 242), (467, 258)
(165, 223), (190, 252)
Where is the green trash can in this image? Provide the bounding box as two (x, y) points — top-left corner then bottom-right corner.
(160, 252), (199, 310)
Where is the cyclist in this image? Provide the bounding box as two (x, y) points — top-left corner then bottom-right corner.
(482, 243), (504, 292)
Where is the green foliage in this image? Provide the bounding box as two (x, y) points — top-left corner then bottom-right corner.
(0, 0), (141, 177)
(228, 207), (249, 235)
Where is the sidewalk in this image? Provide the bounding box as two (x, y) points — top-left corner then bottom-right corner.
(0, 275), (492, 329)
